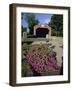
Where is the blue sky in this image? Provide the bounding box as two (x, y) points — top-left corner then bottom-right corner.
(21, 13), (53, 32)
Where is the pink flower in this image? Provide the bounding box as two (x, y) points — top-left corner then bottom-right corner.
(26, 44), (59, 74)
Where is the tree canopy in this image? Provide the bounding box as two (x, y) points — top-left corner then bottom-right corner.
(49, 15), (63, 36)
(26, 14), (39, 35)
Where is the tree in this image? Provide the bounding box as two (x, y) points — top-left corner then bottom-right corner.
(21, 26), (27, 36)
(49, 15), (63, 36)
(26, 14), (39, 35)
(22, 26), (27, 32)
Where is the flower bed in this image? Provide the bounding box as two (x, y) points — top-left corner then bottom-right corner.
(26, 44), (60, 75)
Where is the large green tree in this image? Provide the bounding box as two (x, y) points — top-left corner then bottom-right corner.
(49, 15), (63, 36)
(26, 14), (39, 35)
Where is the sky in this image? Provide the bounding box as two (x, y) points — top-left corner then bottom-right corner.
(21, 13), (53, 32)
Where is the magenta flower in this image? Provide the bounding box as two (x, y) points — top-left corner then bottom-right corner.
(26, 44), (59, 74)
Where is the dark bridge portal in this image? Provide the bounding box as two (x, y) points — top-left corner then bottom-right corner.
(36, 28), (49, 37)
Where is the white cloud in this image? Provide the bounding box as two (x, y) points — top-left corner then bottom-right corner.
(42, 18), (50, 24)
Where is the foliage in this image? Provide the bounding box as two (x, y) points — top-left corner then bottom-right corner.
(22, 26), (27, 32)
(22, 43), (30, 59)
(26, 44), (59, 74)
(22, 60), (31, 77)
(49, 15), (63, 36)
(22, 43), (33, 77)
(26, 14), (39, 35)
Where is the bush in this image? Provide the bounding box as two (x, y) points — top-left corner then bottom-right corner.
(27, 35), (37, 38)
(22, 60), (28, 77)
(26, 44), (59, 74)
(52, 31), (63, 37)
